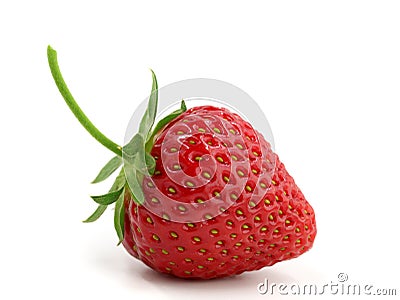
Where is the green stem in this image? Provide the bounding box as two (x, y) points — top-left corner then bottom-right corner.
(47, 46), (122, 157)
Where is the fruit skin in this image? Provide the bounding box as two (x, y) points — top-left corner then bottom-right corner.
(122, 106), (317, 279)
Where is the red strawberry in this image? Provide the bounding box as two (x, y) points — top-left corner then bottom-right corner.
(122, 106), (316, 279)
(47, 46), (316, 280)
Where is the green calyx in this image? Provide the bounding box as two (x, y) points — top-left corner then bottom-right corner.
(47, 46), (187, 244)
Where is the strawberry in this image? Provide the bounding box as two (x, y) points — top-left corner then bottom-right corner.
(47, 46), (316, 280)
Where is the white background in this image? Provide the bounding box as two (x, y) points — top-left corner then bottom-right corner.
(1, 1), (399, 299)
